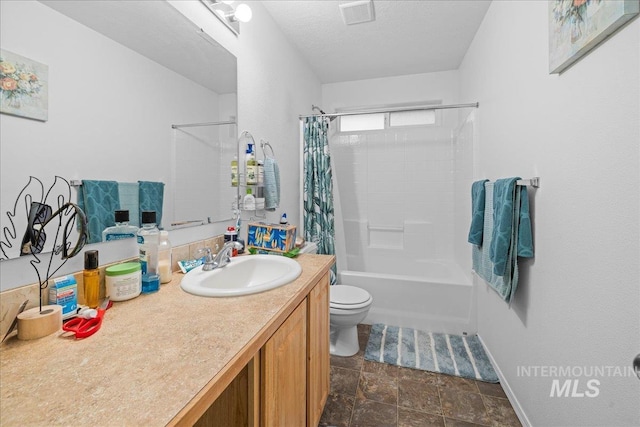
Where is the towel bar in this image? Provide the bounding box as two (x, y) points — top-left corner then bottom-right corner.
(516, 177), (540, 188)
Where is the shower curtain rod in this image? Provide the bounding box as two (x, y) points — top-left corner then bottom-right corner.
(298, 102), (479, 120)
(171, 120), (236, 129)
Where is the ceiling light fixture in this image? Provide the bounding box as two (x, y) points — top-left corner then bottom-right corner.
(200, 0), (252, 36)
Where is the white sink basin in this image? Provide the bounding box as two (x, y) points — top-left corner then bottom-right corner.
(180, 255), (302, 297)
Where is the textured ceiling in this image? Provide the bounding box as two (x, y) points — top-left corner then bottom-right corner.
(262, 0), (492, 83)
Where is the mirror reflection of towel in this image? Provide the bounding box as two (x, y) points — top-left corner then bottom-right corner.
(78, 180), (120, 244)
(138, 181), (164, 227)
(77, 180), (164, 242)
(118, 183), (139, 227)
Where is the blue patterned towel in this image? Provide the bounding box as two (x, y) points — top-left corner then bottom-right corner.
(473, 181), (533, 302)
(468, 179), (489, 245)
(138, 181), (164, 228)
(77, 180), (120, 244)
(490, 178), (533, 276)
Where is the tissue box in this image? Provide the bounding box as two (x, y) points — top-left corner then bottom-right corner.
(247, 222), (297, 253)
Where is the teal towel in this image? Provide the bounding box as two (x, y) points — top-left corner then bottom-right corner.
(468, 179), (489, 245)
(77, 180), (120, 244)
(138, 181), (164, 228)
(489, 178), (534, 276)
(517, 188), (533, 258)
(118, 182), (140, 227)
(471, 183), (513, 302)
(264, 156), (280, 211)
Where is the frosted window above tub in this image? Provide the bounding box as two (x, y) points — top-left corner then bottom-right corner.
(338, 109), (437, 132)
(389, 110), (436, 127)
(339, 113), (385, 132)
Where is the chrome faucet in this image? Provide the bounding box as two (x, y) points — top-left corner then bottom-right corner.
(202, 241), (242, 271)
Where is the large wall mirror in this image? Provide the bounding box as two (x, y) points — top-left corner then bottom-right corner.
(0, 0), (237, 259)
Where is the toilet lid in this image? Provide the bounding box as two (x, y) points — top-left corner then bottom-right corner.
(330, 285), (372, 308)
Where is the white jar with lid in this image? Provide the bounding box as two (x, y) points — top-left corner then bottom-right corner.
(106, 262), (142, 301)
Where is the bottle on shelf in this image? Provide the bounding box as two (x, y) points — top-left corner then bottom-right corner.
(158, 230), (172, 284)
(257, 159), (264, 186)
(246, 143), (257, 185)
(137, 211), (160, 294)
(243, 188), (256, 210)
(102, 210), (138, 241)
(224, 226), (239, 257)
(231, 155), (238, 187)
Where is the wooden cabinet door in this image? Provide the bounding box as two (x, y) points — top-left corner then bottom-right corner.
(261, 300), (307, 426)
(307, 273), (330, 426)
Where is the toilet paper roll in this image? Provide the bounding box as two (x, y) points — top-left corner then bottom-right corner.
(17, 305), (62, 340)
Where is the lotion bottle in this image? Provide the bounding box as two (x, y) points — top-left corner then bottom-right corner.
(243, 188), (256, 210)
(246, 144), (257, 185)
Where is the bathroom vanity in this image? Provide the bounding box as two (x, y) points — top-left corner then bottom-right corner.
(0, 254), (333, 426)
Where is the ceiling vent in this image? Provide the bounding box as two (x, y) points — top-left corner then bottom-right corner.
(339, 0), (375, 26)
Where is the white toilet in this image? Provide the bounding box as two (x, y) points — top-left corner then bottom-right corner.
(329, 285), (373, 357)
(299, 241), (373, 357)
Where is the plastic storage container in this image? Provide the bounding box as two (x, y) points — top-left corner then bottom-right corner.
(105, 262), (142, 301)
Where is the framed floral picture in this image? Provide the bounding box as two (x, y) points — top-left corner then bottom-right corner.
(0, 49), (48, 121)
(549, 0), (639, 74)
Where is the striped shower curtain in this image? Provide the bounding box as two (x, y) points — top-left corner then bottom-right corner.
(303, 116), (335, 259)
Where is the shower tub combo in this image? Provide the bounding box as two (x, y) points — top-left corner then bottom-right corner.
(338, 255), (475, 336)
(312, 103), (478, 336)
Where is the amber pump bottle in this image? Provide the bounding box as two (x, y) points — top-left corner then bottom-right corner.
(83, 250), (100, 308)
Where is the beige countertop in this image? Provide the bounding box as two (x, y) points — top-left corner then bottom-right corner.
(0, 253), (334, 426)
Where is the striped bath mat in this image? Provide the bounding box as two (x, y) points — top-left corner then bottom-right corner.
(364, 324), (498, 383)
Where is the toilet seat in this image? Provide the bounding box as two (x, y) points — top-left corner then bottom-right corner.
(330, 285), (372, 310)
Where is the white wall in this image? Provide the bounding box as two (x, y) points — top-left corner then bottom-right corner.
(459, 2), (640, 426)
(322, 70), (459, 112)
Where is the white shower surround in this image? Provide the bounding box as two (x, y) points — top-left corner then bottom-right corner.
(330, 108), (477, 334)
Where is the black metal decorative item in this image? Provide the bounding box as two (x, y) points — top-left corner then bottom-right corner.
(1, 176), (89, 312)
(1, 176), (46, 260)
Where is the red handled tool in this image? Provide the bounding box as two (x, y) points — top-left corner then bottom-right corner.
(63, 298), (111, 339)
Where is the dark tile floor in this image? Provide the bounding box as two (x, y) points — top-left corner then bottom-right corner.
(319, 324), (522, 427)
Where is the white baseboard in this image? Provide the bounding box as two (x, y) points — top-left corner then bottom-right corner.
(477, 334), (532, 427)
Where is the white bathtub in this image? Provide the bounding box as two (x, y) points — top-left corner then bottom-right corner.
(338, 260), (476, 335)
